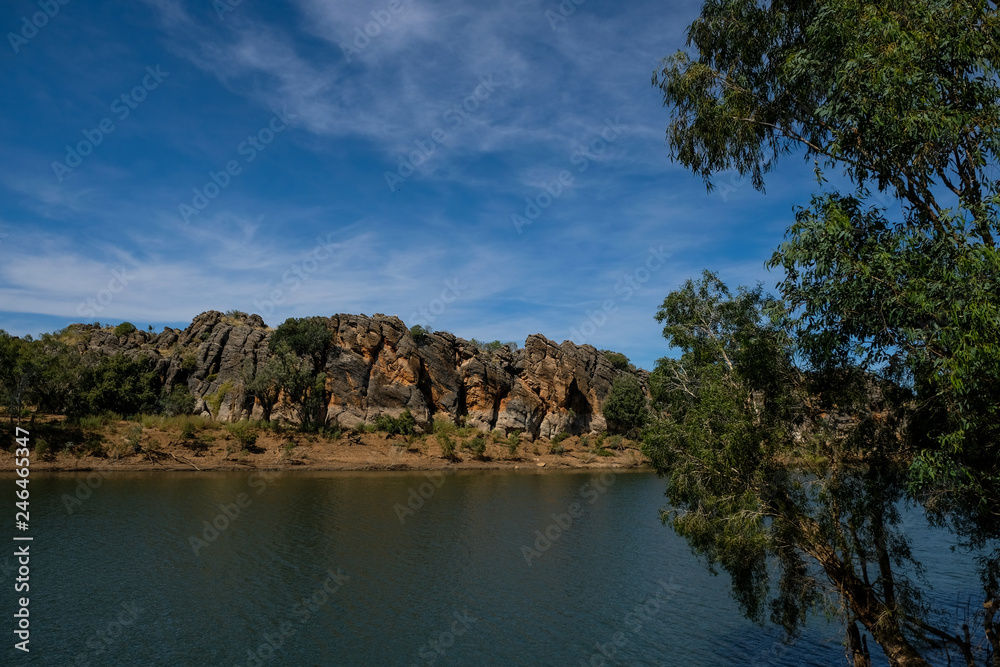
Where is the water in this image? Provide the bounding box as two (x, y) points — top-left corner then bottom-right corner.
(0, 470), (985, 666)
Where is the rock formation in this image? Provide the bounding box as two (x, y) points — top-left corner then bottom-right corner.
(61, 311), (648, 439)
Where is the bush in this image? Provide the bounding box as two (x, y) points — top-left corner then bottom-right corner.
(70, 354), (161, 418)
(114, 322), (137, 337)
(180, 419), (197, 441)
(226, 421), (259, 450)
(409, 324), (429, 344)
(466, 434), (487, 460)
(506, 432), (521, 459)
(437, 433), (458, 461)
(161, 385), (196, 417)
(602, 350), (630, 370)
(433, 418), (456, 435)
(602, 374), (648, 435)
(269, 317), (330, 366)
(373, 410), (416, 436)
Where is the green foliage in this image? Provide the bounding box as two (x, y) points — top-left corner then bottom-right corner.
(602, 350), (630, 370)
(653, 0), (1000, 241)
(549, 433), (569, 455)
(437, 433), (458, 461)
(113, 322), (137, 337)
(179, 419), (197, 441)
(409, 324), (429, 344)
(181, 353), (198, 372)
(433, 418), (456, 435)
(226, 421), (259, 450)
(269, 317), (331, 367)
(373, 410), (417, 436)
(465, 434), (487, 460)
(69, 354), (161, 418)
(161, 385), (196, 417)
(506, 432), (520, 459)
(602, 374), (648, 435)
(224, 310), (248, 320)
(768, 194), (1000, 526)
(205, 381), (234, 418)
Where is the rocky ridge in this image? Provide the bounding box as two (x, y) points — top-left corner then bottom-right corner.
(63, 311), (648, 439)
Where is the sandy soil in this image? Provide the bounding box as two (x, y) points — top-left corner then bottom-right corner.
(2, 417), (650, 472)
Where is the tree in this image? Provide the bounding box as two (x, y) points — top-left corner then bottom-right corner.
(601, 374), (648, 435)
(268, 317), (331, 369)
(69, 353), (161, 418)
(114, 322), (137, 337)
(641, 274), (994, 666)
(653, 2), (1000, 663)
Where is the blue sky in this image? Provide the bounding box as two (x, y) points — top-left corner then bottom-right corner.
(0, 0), (826, 370)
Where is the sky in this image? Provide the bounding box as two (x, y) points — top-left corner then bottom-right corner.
(0, 0), (828, 370)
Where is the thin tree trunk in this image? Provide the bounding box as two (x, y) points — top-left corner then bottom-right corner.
(985, 598), (1000, 667)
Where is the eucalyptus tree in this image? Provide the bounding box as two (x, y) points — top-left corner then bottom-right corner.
(650, 1), (1000, 664)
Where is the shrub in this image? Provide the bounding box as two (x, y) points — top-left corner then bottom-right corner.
(433, 419), (456, 435)
(506, 432), (520, 459)
(409, 324), (429, 344)
(180, 419), (197, 441)
(466, 434), (487, 460)
(69, 354), (160, 418)
(114, 322), (137, 337)
(225, 310), (248, 321)
(602, 350), (630, 370)
(161, 385), (196, 417)
(373, 410), (416, 436)
(549, 441), (565, 455)
(206, 381), (234, 417)
(602, 374), (648, 435)
(437, 433), (458, 461)
(552, 432), (570, 445)
(226, 421), (259, 450)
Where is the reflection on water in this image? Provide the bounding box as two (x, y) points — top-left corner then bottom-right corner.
(0, 470), (984, 666)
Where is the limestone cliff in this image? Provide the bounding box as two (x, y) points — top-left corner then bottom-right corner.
(62, 311), (648, 438)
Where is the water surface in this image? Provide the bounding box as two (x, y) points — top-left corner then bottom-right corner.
(0, 470), (983, 666)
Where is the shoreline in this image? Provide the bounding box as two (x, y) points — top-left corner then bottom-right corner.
(3, 418), (650, 473)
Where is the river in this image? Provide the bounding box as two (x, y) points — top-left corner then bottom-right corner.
(0, 470), (985, 665)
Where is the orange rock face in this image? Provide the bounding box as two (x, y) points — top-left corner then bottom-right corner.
(67, 311), (648, 439)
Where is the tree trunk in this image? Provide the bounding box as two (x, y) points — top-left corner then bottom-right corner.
(848, 622), (871, 667)
(985, 598), (1000, 667)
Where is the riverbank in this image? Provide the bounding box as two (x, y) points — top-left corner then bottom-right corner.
(2, 416), (649, 472)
